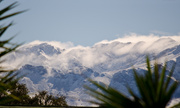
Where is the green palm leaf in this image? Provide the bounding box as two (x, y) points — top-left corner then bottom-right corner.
(85, 56), (179, 108)
(0, 1), (25, 104)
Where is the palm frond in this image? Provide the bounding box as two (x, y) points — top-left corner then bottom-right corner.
(85, 56), (179, 108)
(0, 1), (25, 104)
(0, 2), (26, 21)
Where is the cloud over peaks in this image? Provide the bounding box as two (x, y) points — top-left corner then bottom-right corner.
(95, 33), (180, 45)
(5, 33), (180, 71)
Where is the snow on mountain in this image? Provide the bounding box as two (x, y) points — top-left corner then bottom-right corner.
(4, 34), (180, 106)
(20, 43), (62, 56)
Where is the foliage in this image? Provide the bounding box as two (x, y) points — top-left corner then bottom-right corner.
(85, 56), (179, 108)
(30, 91), (67, 106)
(0, 1), (25, 104)
(0, 82), (67, 106)
(0, 83), (31, 105)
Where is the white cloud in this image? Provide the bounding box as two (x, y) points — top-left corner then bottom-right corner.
(21, 40), (74, 50)
(96, 33), (180, 45)
(94, 33), (180, 54)
(96, 33), (159, 45)
(150, 30), (171, 35)
(4, 33), (180, 71)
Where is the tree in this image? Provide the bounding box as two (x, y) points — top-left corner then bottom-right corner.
(5, 83), (31, 105)
(30, 91), (67, 106)
(85, 56), (179, 108)
(0, 1), (25, 104)
(0, 81), (68, 106)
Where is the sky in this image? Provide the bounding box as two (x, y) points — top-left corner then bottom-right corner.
(1, 0), (180, 46)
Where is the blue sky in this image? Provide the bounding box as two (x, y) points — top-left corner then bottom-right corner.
(1, 0), (180, 46)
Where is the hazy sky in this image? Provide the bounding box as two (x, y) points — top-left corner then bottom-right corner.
(1, 0), (180, 46)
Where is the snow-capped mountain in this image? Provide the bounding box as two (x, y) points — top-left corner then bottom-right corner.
(4, 35), (180, 106)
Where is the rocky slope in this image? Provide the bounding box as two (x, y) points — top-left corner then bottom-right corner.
(5, 36), (180, 106)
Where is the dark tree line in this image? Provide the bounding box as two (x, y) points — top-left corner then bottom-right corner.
(0, 82), (67, 106)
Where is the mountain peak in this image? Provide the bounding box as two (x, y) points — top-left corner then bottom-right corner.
(4, 36), (180, 106)
(146, 37), (178, 53)
(20, 42), (64, 56)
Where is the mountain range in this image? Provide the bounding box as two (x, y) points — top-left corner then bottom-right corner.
(4, 35), (180, 106)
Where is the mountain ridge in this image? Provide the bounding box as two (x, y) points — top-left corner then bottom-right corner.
(4, 36), (180, 106)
